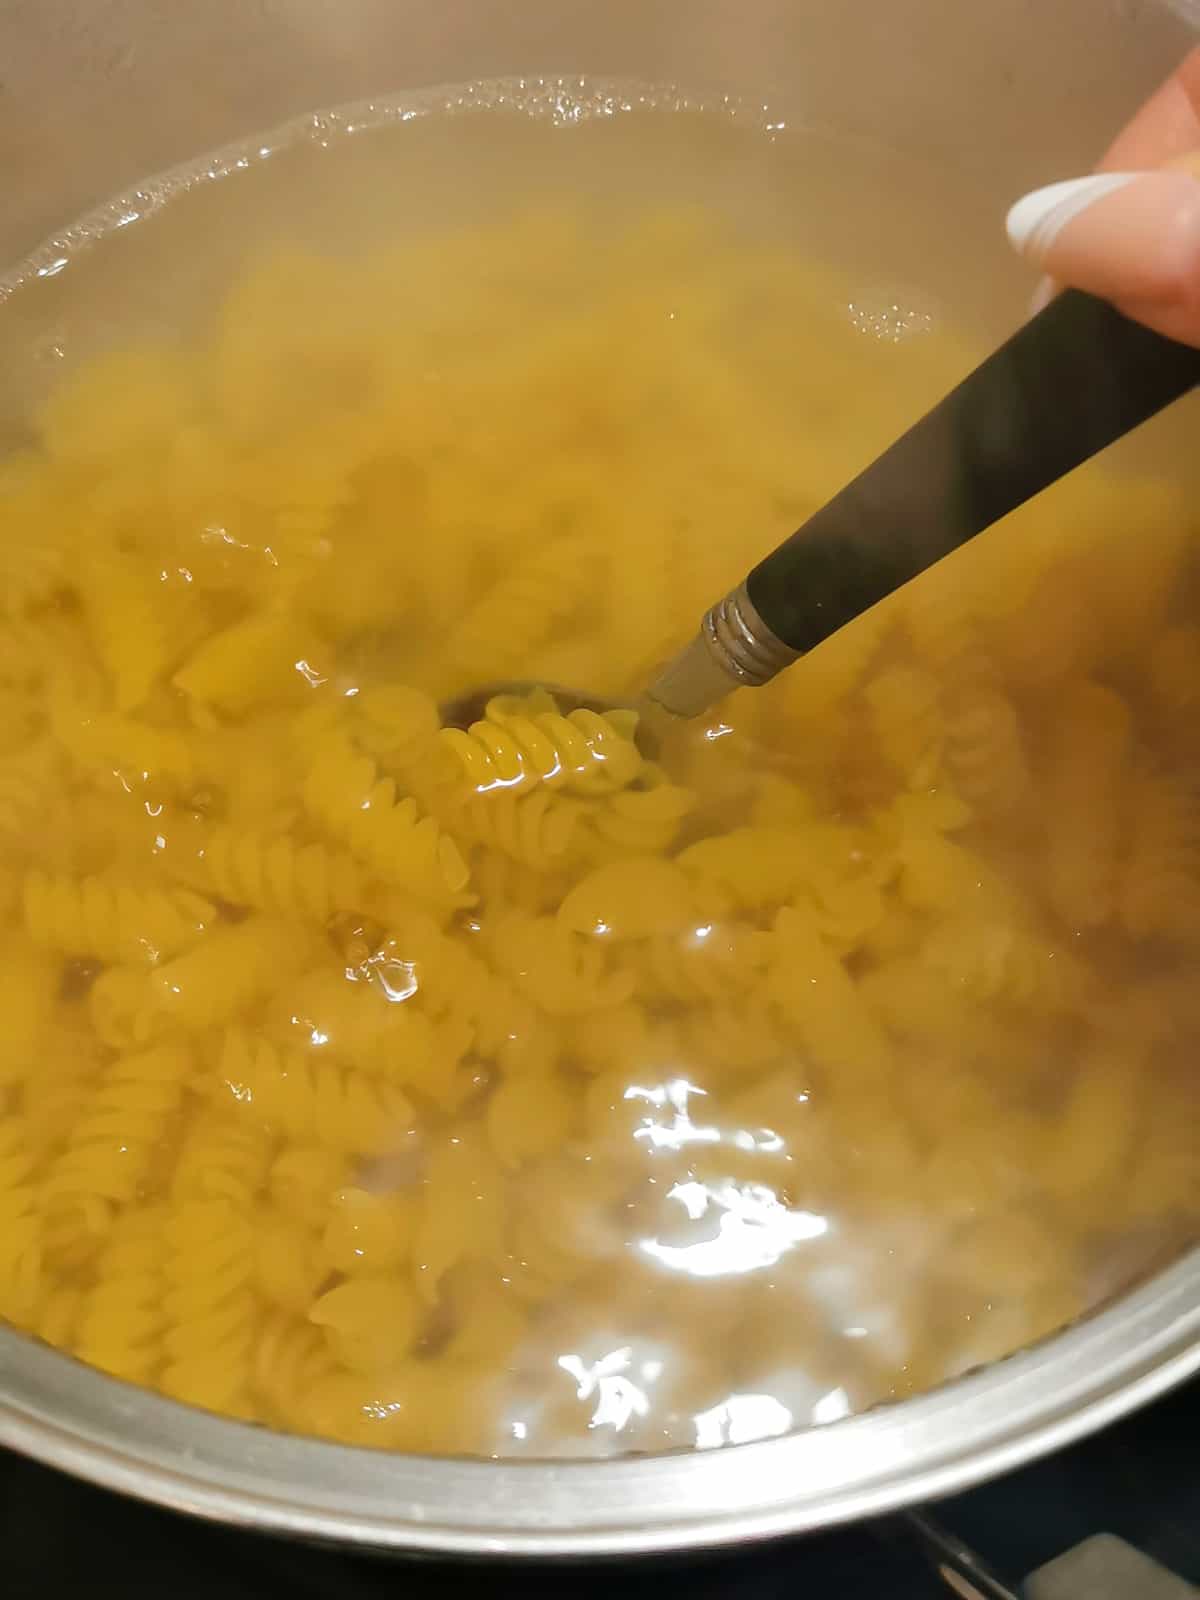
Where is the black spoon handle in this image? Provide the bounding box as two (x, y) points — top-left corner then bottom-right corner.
(646, 290), (1200, 718)
(746, 288), (1200, 654)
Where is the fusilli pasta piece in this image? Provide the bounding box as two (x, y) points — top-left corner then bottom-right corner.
(268, 1145), (352, 1229)
(862, 663), (943, 784)
(439, 692), (643, 798)
(41, 1045), (191, 1256)
(309, 1276), (420, 1374)
(170, 1109), (274, 1212)
(182, 826), (373, 923)
(767, 905), (893, 1079)
(349, 683), (440, 774)
(149, 915), (321, 1028)
(75, 1207), (169, 1383)
(23, 870), (215, 965)
(216, 1029), (416, 1155)
(442, 533), (594, 688)
(1043, 678), (1131, 930)
(412, 1127), (507, 1301)
(920, 917), (1090, 1014)
(488, 911), (633, 1016)
(174, 610), (328, 716)
(80, 550), (173, 713)
(161, 1197), (258, 1417)
(557, 856), (697, 941)
(321, 1186), (415, 1275)
(0, 1107), (41, 1328)
(303, 735), (470, 906)
(0, 935), (59, 1087)
(1118, 766), (1200, 940)
(252, 1310), (339, 1430)
(575, 771), (695, 862)
(943, 684), (1031, 818)
(254, 1207), (327, 1313)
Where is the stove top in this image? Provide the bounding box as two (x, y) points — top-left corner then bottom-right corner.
(2, 1379), (1196, 1598)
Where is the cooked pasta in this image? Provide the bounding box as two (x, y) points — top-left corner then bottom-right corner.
(23, 871), (215, 965)
(0, 161), (1195, 1471)
(439, 694), (644, 799)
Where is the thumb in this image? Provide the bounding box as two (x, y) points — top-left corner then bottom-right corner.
(1006, 157), (1200, 347)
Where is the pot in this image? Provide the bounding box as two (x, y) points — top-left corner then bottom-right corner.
(0, 0), (1197, 1557)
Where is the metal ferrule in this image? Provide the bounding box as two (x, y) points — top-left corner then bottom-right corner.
(646, 580), (800, 719)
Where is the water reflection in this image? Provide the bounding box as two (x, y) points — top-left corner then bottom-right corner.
(640, 1179), (828, 1278)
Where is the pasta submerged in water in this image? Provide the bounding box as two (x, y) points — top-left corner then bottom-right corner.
(0, 174), (1197, 1458)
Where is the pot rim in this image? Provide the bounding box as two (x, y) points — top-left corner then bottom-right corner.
(1, 1247), (1197, 1556)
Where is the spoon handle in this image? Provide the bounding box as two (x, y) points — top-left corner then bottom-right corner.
(647, 289), (1200, 719)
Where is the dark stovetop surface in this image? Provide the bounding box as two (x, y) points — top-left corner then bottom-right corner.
(1, 1378), (1196, 1598)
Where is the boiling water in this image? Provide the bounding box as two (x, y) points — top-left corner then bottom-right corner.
(0, 81), (1195, 1458)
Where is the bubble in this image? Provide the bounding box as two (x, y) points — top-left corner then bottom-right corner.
(0, 76), (786, 304)
(845, 293), (937, 344)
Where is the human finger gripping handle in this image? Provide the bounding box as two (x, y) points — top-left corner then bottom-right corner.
(647, 289), (1200, 719)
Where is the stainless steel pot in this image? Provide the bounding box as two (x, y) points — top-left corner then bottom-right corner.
(0, 0), (1197, 1556)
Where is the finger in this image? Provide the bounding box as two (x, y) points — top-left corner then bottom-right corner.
(1023, 47), (1200, 317)
(1098, 44), (1200, 171)
(1007, 168), (1200, 346)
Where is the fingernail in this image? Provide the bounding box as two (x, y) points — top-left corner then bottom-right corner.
(1011, 170), (1200, 311)
(1006, 173), (1141, 262)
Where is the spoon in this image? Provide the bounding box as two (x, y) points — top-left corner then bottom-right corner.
(443, 289), (1200, 733)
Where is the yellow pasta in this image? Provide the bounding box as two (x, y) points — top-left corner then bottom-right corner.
(23, 870), (215, 965)
(181, 826), (374, 924)
(0, 1106), (41, 1329)
(216, 1028), (416, 1156)
(439, 693), (644, 799)
(0, 188), (1193, 1468)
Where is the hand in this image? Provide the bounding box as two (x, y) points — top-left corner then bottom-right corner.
(1006, 46), (1200, 346)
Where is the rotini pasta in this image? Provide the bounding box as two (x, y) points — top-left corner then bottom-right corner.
(0, 1107), (41, 1329)
(303, 734), (471, 906)
(160, 1198), (258, 1417)
(1118, 766), (1200, 941)
(439, 692), (643, 799)
(0, 175), (1194, 1469)
(41, 1045), (191, 1258)
(75, 1207), (169, 1383)
(215, 1028), (416, 1155)
(1043, 678), (1132, 930)
(181, 826), (373, 923)
(23, 870), (215, 965)
(79, 550), (174, 714)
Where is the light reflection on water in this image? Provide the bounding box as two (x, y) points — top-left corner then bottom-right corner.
(497, 1071), (846, 1455)
(640, 1179), (828, 1278)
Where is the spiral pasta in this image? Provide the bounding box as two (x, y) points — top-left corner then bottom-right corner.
(0, 1108), (41, 1329)
(0, 191), (1195, 1466)
(41, 1045), (191, 1256)
(160, 1198), (259, 1417)
(439, 693), (643, 799)
(443, 785), (581, 870)
(183, 826), (373, 923)
(1043, 678), (1131, 930)
(304, 735), (470, 906)
(1118, 766), (1200, 941)
(80, 551), (173, 714)
(75, 1208), (169, 1383)
(442, 532), (595, 688)
(149, 915), (319, 1028)
(23, 870), (215, 965)
(920, 918), (1089, 1013)
(216, 1028), (416, 1155)
(171, 1110), (275, 1211)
